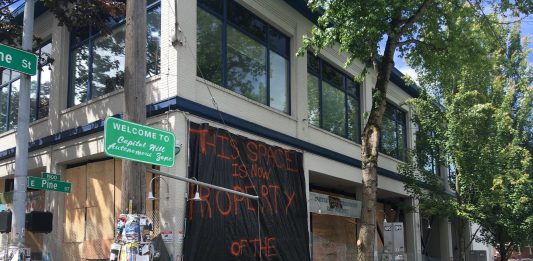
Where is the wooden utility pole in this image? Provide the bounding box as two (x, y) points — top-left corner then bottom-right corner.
(122, 0), (147, 214)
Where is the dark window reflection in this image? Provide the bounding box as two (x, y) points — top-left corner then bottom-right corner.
(69, 4), (161, 107)
(197, 0), (290, 114)
(307, 53), (361, 142)
(380, 104), (407, 161)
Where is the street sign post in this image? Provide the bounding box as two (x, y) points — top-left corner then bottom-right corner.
(0, 44), (38, 76)
(104, 117), (176, 167)
(27, 176), (71, 193)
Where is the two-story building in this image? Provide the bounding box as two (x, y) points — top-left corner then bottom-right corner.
(0, 0), (467, 260)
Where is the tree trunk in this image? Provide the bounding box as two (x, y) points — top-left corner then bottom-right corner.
(357, 37), (396, 261)
(498, 242), (508, 261)
(121, 0), (147, 214)
(457, 218), (467, 261)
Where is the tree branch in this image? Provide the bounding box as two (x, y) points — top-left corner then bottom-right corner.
(397, 38), (424, 46)
(398, 0), (435, 37)
(466, 225), (481, 250)
(505, 244), (515, 260)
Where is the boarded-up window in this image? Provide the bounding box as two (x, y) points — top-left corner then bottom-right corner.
(310, 190), (357, 261)
(64, 159), (119, 259)
(311, 213), (357, 260)
(63, 159), (159, 260)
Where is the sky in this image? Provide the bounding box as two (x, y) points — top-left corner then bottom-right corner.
(522, 18), (533, 65)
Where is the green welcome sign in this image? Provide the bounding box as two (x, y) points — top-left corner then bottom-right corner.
(104, 117), (176, 167)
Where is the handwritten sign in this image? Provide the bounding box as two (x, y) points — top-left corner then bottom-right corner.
(104, 117), (175, 167)
(183, 123), (310, 261)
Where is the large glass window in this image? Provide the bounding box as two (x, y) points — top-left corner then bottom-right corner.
(380, 103), (407, 161)
(69, 2), (161, 106)
(197, 0), (290, 114)
(307, 54), (361, 142)
(0, 42), (52, 132)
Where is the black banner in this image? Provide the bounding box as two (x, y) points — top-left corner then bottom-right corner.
(184, 123), (310, 261)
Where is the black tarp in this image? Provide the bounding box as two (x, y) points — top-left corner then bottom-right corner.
(183, 123), (310, 261)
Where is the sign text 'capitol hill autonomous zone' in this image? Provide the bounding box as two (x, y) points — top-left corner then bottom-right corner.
(104, 117), (175, 167)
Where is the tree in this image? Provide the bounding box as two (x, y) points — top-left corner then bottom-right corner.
(299, 0), (533, 259)
(299, 1), (501, 259)
(399, 21), (533, 261)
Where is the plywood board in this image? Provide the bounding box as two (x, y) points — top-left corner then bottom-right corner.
(87, 159), (115, 208)
(64, 165), (87, 209)
(64, 208), (85, 243)
(85, 206), (114, 240)
(114, 159), (122, 215)
(81, 239), (113, 260)
(312, 213), (357, 260)
(62, 242), (83, 261)
(0, 179), (5, 192)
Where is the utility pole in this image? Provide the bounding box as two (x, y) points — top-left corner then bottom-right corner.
(11, 0), (34, 256)
(122, 0), (147, 214)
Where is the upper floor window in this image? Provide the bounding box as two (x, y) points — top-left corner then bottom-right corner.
(197, 0), (290, 114)
(0, 41), (52, 132)
(69, 2), (161, 107)
(380, 103), (407, 161)
(307, 54), (361, 142)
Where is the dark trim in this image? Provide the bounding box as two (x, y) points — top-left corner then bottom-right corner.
(65, 157), (114, 169)
(282, 0), (321, 24)
(0, 96), (406, 183)
(0, 114), (120, 161)
(147, 96), (406, 182)
(309, 184), (356, 198)
(12, 1), (48, 24)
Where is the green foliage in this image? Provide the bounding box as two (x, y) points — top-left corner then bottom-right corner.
(401, 19), (533, 257)
(41, 0), (125, 35)
(0, 0), (21, 46)
(0, 0), (126, 44)
(298, 1), (532, 259)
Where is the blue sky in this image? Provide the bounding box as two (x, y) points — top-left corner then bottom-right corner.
(522, 18), (533, 65)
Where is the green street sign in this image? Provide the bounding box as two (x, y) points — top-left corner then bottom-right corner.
(104, 117), (176, 167)
(42, 172), (61, 181)
(27, 176), (72, 193)
(0, 44), (38, 76)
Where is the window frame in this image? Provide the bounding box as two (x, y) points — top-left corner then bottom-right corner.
(379, 102), (408, 161)
(67, 0), (161, 107)
(0, 39), (52, 132)
(197, 0), (291, 114)
(306, 53), (362, 143)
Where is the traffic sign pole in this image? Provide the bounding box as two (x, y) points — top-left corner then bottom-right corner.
(12, 0), (35, 253)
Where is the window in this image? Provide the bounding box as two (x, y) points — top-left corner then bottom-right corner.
(380, 103), (407, 161)
(69, 2), (161, 106)
(307, 54), (361, 142)
(197, 0), (290, 113)
(0, 42), (52, 132)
